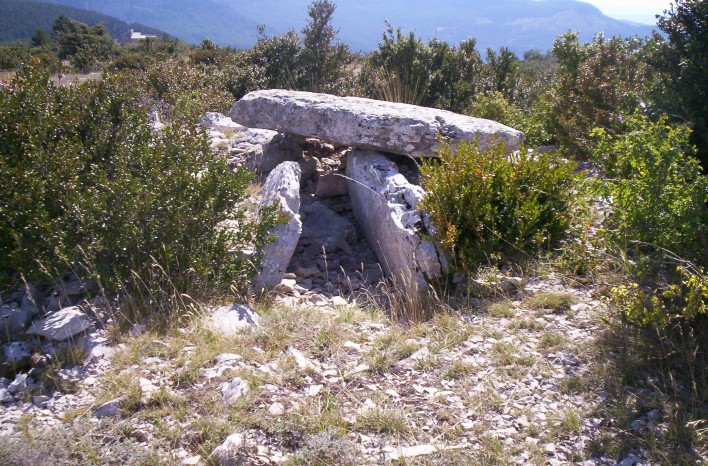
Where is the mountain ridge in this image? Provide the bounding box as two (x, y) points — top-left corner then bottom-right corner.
(40, 0), (657, 54)
(0, 0), (169, 43)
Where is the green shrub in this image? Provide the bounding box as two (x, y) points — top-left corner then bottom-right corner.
(592, 113), (707, 265)
(547, 33), (657, 157)
(609, 266), (707, 327)
(360, 26), (482, 112)
(0, 61), (274, 305)
(142, 59), (233, 123)
(420, 139), (579, 272)
(469, 91), (553, 147)
(0, 41), (32, 70)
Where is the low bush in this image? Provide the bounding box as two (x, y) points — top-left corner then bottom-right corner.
(592, 113), (707, 265)
(420, 139), (579, 272)
(0, 60), (275, 308)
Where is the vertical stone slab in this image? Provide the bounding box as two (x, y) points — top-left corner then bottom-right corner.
(346, 150), (447, 290)
(254, 162), (302, 292)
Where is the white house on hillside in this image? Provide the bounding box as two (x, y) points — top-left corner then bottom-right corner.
(119, 29), (158, 45)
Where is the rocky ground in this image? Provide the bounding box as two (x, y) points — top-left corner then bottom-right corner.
(0, 110), (703, 465)
(1, 267), (702, 465)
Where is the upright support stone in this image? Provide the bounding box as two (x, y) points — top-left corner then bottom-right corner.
(254, 162), (302, 292)
(346, 150), (448, 289)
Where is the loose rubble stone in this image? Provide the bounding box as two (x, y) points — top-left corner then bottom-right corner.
(221, 377), (249, 405)
(254, 162), (303, 292)
(268, 402), (285, 415)
(315, 172), (348, 197)
(7, 373), (28, 394)
(94, 397), (125, 418)
(230, 89), (524, 157)
(300, 201), (356, 255)
(209, 304), (260, 335)
(209, 432), (247, 466)
(0, 388), (13, 403)
(287, 347), (316, 371)
(27, 306), (91, 341)
(0, 304), (34, 343)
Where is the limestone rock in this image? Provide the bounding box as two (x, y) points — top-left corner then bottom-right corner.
(94, 396), (125, 418)
(230, 89), (524, 158)
(221, 378), (249, 405)
(1, 341), (32, 376)
(209, 432), (247, 466)
(209, 304), (260, 335)
(346, 150), (448, 288)
(201, 112), (242, 133)
(0, 305), (33, 343)
(254, 162), (302, 292)
(27, 306), (91, 341)
(300, 201), (356, 255)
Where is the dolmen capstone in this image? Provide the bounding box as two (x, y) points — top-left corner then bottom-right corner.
(227, 90), (525, 292)
(229, 89), (523, 158)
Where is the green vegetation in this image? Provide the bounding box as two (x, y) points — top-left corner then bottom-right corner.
(0, 0), (167, 44)
(0, 60), (275, 315)
(420, 139), (578, 271)
(0, 1), (705, 461)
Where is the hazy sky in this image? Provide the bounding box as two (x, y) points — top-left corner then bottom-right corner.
(581, 0), (674, 24)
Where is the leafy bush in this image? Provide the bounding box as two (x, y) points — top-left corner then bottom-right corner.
(609, 266), (707, 327)
(53, 16), (118, 71)
(592, 113), (707, 265)
(141, 59), (233, 123)
(360, 26), (482, 112)
(547, 33), (656, 157)
(420, 139), (579, 271)
(469, 91), (553, 147)
(0, 61), (274, 304)
(0, 41), (32, 70)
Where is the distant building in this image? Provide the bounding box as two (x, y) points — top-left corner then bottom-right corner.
(119, 29), (158, 45)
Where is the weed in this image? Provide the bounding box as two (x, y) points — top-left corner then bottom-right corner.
(286, 429), (358, 466)
(355, 405), (410, 435)
(560, 375), (589, 395)
(492, 341), (518, 366)
(537, 331), (567, 350)
(488, 300), (516, 318)
(444, 361), (473, 380)
(522, 292), (578, 313)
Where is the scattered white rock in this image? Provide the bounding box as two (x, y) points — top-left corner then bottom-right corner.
(7, 373), (29, 394)
(208, 432), (246, 466)
(27, 306), (91, 341)
(268, 402), (285, 415)
(287, 347), (316, 371)
(221, 377), (249, 405)
(94, 397), (125, 418)
(209, 304), (260, 335)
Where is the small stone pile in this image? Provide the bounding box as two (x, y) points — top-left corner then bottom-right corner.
(0, 275), (114, 410)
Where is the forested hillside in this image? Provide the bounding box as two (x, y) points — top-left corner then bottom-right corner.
(0, 0), (168, 43)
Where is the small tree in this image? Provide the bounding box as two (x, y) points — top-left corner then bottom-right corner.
(657, 0), (708, 168)
(298, 0), (351, 93)
(52, 16), (117, 71)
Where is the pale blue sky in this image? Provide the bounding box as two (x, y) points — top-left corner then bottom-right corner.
(581, 0), (674, 24)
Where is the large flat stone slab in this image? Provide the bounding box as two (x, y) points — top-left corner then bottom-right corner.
(230, 90), (524, 158)
(346, 149), (448, 289)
